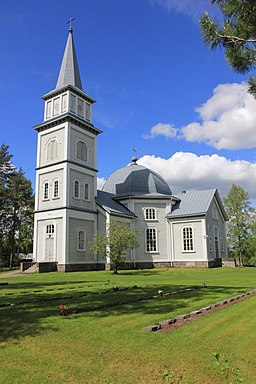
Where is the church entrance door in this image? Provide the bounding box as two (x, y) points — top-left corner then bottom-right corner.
(45, 224), (55, 262)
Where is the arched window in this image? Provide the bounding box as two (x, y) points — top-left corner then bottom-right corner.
(46, 224), (54, 235)
(84, 182), (90, 200)
(47, 138), (58, 160)
(43, 182), (49, 200)
(145, 228), (157, 252)
(77, 229), (86, 251)
(73, 180), (80, 199)
(182, 227), (194, 251)
(53, 179), (59, 198)
(145, 208), (156, 220)
(76, 140), (88, 162)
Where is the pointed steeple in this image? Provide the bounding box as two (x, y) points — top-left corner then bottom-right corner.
(55, 26), (82, 91)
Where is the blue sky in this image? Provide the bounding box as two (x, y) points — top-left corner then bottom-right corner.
(1, 0), (256, 202)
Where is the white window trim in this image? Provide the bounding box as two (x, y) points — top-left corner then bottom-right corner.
(43, 181), (50, 201)
(77, 228), (86, 251)
(143, 207), (157, 221)
(52, 178), (60, 199)
(73, 179), (80, 199)
(83, 182), (90, 201)
(182, 226), (195, 253)
(145, 227), (158, 253)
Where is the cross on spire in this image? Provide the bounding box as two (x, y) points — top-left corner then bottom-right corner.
(131, 148), (138, 163)
(67, 17), (76, 32)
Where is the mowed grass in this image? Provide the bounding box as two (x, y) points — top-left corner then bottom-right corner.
(0, 267), (256, 384)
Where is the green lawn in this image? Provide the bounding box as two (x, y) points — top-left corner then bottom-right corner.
(0, 267), (256, 384)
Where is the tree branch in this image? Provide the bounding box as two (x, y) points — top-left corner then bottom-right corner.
(215, 30), (256, 44)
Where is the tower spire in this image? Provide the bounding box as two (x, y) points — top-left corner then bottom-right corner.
(55, 22), (82, 91)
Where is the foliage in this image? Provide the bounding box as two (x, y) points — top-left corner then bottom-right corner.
(0, 144), (34, 267)
(243, 216), (256, 265)
(89, 220), (139, 274)
(213, 352), (243, 383)
(200, 0), (256, 97)
(224, 184), (254, 265)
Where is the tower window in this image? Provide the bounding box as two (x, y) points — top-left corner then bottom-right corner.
(85, 102), (91, 120)
(146, 228), (157, 252)
(43, 182), (49, 200)
(77, 98), (84, 117)
(84, 182), (90, 200)
(73, 180), (80, 199)
(47, 138), (58, 160)
(53, 180), (59, 198)
(77, 229), (86, 251)
(145, 208), (156, 220)
(76, 140), (88, 162)
(182, 227), (194, 251)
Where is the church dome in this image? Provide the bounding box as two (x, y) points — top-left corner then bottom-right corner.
(102, 158), (172, 197)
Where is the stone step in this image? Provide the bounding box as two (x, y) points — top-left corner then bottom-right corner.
(23, 264), (37, 273)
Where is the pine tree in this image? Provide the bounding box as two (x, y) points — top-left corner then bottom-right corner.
(200, 0), (256, 97)
(0, 145), (34, 268)
(5, 168), (34, 268)
(0, 145), (15, 265)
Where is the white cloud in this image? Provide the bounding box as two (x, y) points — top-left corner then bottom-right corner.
(97, 177), (106, 190)
(144, 83), (256, 150)
(182, 83), (256, 150)
(137, 152), (256, 199)
(143, 123), (177, 139)
(149, 0), (213, 21)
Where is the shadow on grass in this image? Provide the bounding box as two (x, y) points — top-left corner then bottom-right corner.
(118, 270), (163, 276)
(0, 282), (250, 343)
(0, 280), (108, 291)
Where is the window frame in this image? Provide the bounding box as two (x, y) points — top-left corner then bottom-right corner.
(77, 228), (86, 251)
(83, 182), (90, 201)
(182, 226), (195, 252)
(43, 181), (49, 200)
(53, 179), (60, 199)
(73, 179), (80, 199)
(46, 224), (54, 235)
(76, 139), (88, 163)
(46, 138), (58, 161)
(144, 207), (157, 221)
(145, 227), (158, 253)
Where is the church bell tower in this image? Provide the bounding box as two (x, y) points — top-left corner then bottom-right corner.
(33, 25), (102, 272)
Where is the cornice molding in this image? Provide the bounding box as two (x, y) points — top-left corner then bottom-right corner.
(33, 113), (102, 135)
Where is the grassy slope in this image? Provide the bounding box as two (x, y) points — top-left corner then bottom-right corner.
(0, 268), (255, 384)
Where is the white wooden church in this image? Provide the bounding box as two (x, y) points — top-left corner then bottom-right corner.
(33, 27), (228, 272)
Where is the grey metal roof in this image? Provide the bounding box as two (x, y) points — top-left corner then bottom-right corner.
(97, 190), (136, 217)
(168, 189), (228, 220)
(55, 28), (82, 91)
(102, 161), (172, 197)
